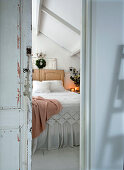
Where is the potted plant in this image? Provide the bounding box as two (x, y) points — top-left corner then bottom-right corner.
(69, 67), (80, 91)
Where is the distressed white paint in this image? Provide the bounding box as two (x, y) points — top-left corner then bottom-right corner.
(0, 0), (20, 108)
(0, 129), (20, 170)
(0, 110), (22, 128)
(21, 0), (32, 169)
(0, 0), (32, 169)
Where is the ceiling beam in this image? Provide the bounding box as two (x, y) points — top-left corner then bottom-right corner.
(36, 0), (43, 35)
(70, 49), (80, 57)
(41, 6), (80, 35)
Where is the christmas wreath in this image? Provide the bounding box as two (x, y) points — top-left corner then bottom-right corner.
(36, 58), (46, 69)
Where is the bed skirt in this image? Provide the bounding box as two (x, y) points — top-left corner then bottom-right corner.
(32, 104), (80, 153)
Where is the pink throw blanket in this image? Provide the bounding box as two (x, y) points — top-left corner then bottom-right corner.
(32, 96), (62, 138)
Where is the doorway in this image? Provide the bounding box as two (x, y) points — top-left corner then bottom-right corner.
(31, 0), (83, 170)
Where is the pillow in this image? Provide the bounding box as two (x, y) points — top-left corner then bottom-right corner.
(33, 81), (50, 93)
(43, 80), (65, 92)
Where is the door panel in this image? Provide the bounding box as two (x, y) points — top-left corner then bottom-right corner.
(0, 0), (21, 109)
(0, 110), (21, 128)
(0, 129), (20, 170)
(0, 0), (32, 169)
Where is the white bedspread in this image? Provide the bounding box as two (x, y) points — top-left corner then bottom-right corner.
(32, 91), (80, 153)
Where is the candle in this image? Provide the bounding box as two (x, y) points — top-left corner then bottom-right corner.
(75, 86), (80, 92)
(70, 88), (75, 92)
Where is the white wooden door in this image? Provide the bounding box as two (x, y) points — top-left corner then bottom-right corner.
(0, 0), (32, 170)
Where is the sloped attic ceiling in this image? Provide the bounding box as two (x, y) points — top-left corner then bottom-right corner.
(32, 0), (81, 53)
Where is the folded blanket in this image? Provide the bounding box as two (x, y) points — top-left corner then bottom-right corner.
(32, 96), (62, 138)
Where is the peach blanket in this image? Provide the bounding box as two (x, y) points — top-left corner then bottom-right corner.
(32, 96), (62, 138)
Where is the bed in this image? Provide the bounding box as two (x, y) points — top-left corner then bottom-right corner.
(32, 69), (80, 153)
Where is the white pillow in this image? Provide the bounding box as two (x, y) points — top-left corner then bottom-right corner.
(33, 81), (50, 93)
(43, 80), (65, 92)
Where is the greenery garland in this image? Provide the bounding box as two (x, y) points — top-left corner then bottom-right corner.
(36, 58), (46, 69)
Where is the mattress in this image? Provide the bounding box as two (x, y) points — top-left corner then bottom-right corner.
(32, 91), (80, 153)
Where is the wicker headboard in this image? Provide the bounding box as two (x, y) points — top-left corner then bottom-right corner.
(33, 69), (65, 85)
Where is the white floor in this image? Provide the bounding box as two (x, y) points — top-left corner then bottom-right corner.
(32, 147), (79, 170)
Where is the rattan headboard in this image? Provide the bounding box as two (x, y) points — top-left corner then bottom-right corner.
(33, 69), (65, 85)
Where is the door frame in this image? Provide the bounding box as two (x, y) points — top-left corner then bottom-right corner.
(30, 0), (93, 169)
(80, 0), (94, 170)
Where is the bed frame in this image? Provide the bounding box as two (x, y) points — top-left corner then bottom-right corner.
(32, 69), (65, 85)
